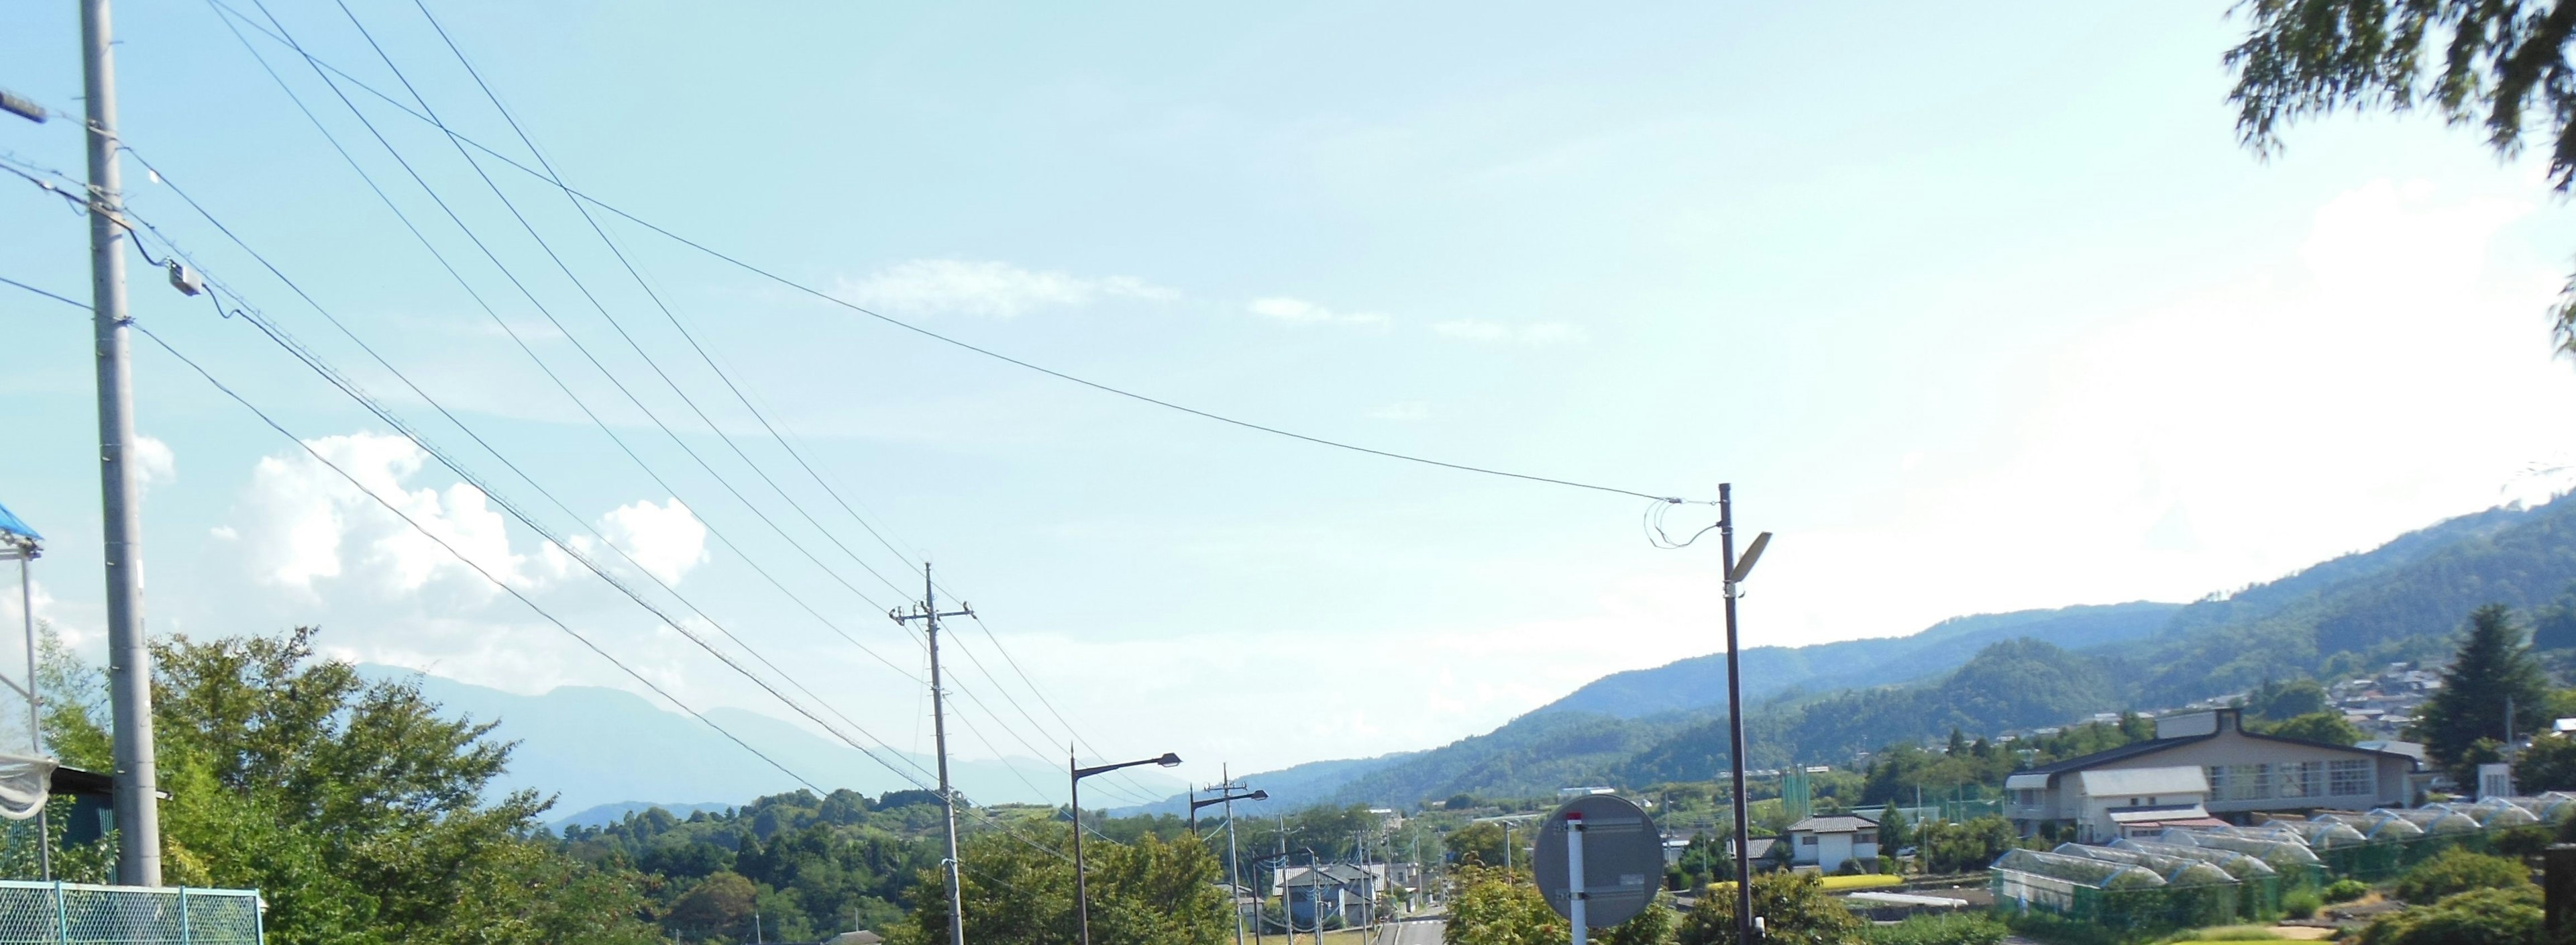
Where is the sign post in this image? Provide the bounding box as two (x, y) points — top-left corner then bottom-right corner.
(1534, 794), (1660, 943)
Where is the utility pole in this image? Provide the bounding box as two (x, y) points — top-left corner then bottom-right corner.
(1717, 483), (1772, 945)
(1224, 766), (1248, 945)
(82, 0), (162, 889)
(892, 563), (971, 945)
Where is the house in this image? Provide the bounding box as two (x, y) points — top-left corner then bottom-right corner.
(1782, 815), (1879, 873)
(1278, 864), (1381, 928)
(2004, 707), (2419, 839)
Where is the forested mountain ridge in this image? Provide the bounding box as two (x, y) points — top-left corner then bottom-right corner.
(1177, 493), (2576, 810)
(1536, 601), (2178, 719)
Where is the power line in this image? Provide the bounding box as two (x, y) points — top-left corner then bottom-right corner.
(199, 0), (1700, 506)
(126, 314), (824, 795)
(0, 275), (87, 310)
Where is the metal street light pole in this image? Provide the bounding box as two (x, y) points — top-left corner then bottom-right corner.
(1072, 750), (1181, 945)
(1717, 483), (1773, 944)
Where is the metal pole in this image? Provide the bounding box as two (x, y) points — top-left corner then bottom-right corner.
(1227, 767), (1247, 945)
(1073, 750), (1091, 945)
(1190, 785), (1198, 833)
(1567, 811), (1588, 945)
(1279, 816), (1291, 945)
(1719, 483), (1753, 943)
(82, 0), (162, 888)
(924, 564), (965, 945)
(21, 556), (47, 881)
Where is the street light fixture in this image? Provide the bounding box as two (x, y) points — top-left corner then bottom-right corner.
(1072, 751), (1181, 945)
(1189, 787), (1269, 831)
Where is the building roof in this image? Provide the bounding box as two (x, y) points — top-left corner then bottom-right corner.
(1729, 836), (1778, 860)
(824, 933), (883, 945)
(1787, 815), (1878, 834)
(2012, 726), (2417, 788)
(2074, 766), (2208, 797)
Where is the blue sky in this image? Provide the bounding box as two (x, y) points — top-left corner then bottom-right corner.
(4, 1), (2576, 791)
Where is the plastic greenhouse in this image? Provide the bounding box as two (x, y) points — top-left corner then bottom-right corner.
(2504, 794), (2576, 823)
(2112, 839), (2282, 918)
(2157, 829), (2327, 891)
(1994, 848), (2234, 934)
(2371, 807), (2483, 836)
(2447, 799), (2540, 830)
(2312, 811), (2424, 842)
(2053, 844), (2245, 924)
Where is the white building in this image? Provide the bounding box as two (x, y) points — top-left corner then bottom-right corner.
(2004, 708), (2419, 839)
(1783, 815), (1878, 873)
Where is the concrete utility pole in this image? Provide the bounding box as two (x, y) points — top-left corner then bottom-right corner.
(82, 0), (162, 888)
(1717, 483), (1773, 945)
(893, 564), (971, 945)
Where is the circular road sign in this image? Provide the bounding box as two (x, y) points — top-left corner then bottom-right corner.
(1532, 793), (1661, 928)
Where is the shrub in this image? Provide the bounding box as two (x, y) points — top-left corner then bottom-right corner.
(2005, 911), (2129, 945)
(2357, 885), (2544, 945)
(1860, 913), (2008, 945)
(2321, 879), (2369, 903)
(2495, 824), (2554, 858)
(1835, 858), (1865, 876)
(1676, 872), (1861, 945)
(2392, 848), (2531, 904)
(2280, 891), (2320, 920)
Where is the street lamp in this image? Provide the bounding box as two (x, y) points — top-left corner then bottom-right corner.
(1189, 787), (1268, 832)
(1072, 750), (1181, 945)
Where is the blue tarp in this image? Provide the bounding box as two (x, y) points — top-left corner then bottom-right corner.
(0, 501), (39, 545)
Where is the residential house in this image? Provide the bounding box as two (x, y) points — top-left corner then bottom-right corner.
(1782, 815), (1879, 873)
(1277, 864), (1381, 928)
(2004, 707), (2419, 839)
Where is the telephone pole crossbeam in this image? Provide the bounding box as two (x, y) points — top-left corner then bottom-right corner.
(892, 563), (973, 945)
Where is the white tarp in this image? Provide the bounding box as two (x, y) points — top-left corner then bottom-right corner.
(0, 752), (56, 820)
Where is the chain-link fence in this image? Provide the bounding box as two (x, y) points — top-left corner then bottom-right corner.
(0, 881), (260, 944)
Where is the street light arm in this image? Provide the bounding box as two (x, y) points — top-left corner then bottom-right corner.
(1074, 752), (1183, 780)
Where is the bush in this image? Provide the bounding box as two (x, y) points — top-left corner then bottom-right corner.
(2322, 879), (2369, 903)
(2006, 911), (2129, 945)
(2392, 848), (2531, 904)
(2357, 885), (2544, 945)
(1677, 872), (1861, 945)
(2495, 824), (2554, 858)
(2280, 891), (2320, 920)
(1861, 913), (2008, 945)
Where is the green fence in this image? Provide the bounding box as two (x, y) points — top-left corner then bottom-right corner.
(0, 881), (260, 945)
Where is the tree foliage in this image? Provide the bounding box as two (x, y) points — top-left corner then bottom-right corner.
(2408, 605), (2552, 781)
(2359, 884), (2547, 945)
(2257, 711), (2364, 746)
(2393, 848), (2533, 904)
(2514, 732), (2576, 791)
(894, 824), (1229, 945)
(44, 628), (661, 945)
(2228, 0), (2576, 354)
(1915, 816), (2019, 876)
(1674, 873), (1861, 945)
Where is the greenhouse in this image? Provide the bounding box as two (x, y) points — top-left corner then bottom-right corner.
(2157, 829), (2327, 890)
(2369, 807), (2483, 836)
(2312, 811), (2424, 842)
(1992, 848), (2231, 934)
(2504, 793), (2576, 823)
(2111, 839), (2282, 918)
(2444, 800), (2540, 830)
(2052, 844), (2243, 924)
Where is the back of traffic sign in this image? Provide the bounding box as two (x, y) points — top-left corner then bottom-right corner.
(1532, 793), (1661, 929)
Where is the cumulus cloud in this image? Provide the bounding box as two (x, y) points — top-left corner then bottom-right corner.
(840, 260), (1175, 317)
(1248, 297), (1392, 329)
(130, 435), (174, 496)
(1430, 319), (1585, 344)
(595, 499), (708, 585)
(221, 433), (540, 597)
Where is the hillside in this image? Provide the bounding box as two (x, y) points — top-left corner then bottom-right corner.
(1535, 601), (2178, 719)
(1179, 492), (2576, 810)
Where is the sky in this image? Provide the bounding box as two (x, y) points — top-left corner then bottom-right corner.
(5, 2), (2576, 799)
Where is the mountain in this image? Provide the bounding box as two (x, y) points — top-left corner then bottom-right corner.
(551, 801), (737, 830)
(1534, 601), (2180, 719)
(1176, 493), (2576, 810)
(364, 668), (1186, 815)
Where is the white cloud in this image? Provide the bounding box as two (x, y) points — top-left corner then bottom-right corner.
(1431, 319), (1586, 344)
(222, 432), (541, 596)
(840, 259), (1175, 317)
(131, 435), (174, 496)
(1248, 297), (1392, 329)
(596, 498), (708, 585)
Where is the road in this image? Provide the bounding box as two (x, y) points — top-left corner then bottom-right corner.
(1376, 916), (1444, 945)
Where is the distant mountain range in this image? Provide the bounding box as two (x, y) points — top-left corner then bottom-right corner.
(1118, 492), (2576, 813)
(358, 668), (1187, 818)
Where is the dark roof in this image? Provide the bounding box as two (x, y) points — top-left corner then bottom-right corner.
(1787, 815), (1878, 834)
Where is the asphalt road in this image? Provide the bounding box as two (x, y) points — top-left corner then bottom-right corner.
(1377, 916), (1444, 945)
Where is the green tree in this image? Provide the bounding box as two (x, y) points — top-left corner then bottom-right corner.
(898, 824), (1227, 945)
(1444, 864), (1564, 945)
(1449, 822), (1512, 868)
(2394, 848), (2532, 904)
(669, 872), (759, 941)
(44, 628), (661, 945)
(1915, 816), (2017, 876)
(2245, 679), (2331, 720)
(2226, 1), (2576, 354)
(2358, 885), (2546, 945)
(2516, 733), (2576, 791)
(2261, 711), (2363, 746)
(1674, 873), (1861, 945)
(2408, 605), (2551, 782)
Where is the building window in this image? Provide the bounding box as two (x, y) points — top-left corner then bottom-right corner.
(2220, 764), (2270, 801)
(2278, 761), (2322, 799)
(2014, 789), (2042, 807)
(2205, 766), (2228, 799)
(1801, 836), (1817, 846)
(2330, 760), (2373, 797)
